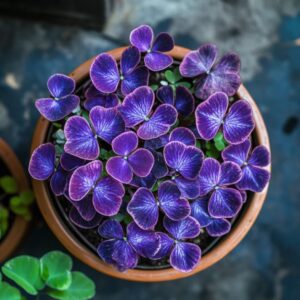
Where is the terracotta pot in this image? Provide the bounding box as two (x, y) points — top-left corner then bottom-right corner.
(0, 139), (29, 262)
(31, 46), (271, 282)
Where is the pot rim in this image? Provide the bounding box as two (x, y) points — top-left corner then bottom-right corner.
(0, 139), (29, 262)
(31, 46), (271, 282)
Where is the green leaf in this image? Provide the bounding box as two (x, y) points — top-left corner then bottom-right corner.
(195, 140), (202, 150)
(0, 282), (23, 300)
(40, 251), (72, 291)
(123, 214), (133, 225)
(81, 111), (90, 122)
(19, 191), (34, 206)
(0, 206), (9, 239)
(213, 132), (227, 151)
(47, 272), (95, 300)
(55, 145), (64, 156)
(2, 256), (44, 295)
(52, 129), (65, 141)
(206, 149), (219, 159)
(165, 70), (176, 84)
(113, 213), (125, 222)
(214, 132), (223, 142)
(150, 84), (159, 91)
(53, 122), (62, 129)
(173, 67), (182, 82)
(0, 176), (18, 194)
(176, 81), (191, 89)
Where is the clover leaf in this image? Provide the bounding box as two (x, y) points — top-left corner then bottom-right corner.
(0, 282), (23, 300)
(1, 256), (45, 295)
(0, 206), (9, 239)
(40, 251), (73, 291)
(163, 67), (191, 90)
(0, 176), (18, 194)
(213, 132), (227, 151)
(47, 272), (96, 300)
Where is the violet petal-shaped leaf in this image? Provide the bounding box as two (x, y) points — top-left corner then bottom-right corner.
(216, 53), (241, 74)
(248, 146), (270, 167)
(222, 139), (251, 166)
(174, 176), (200, 199)
(106, 156), (133, 184)
(112, 240), (139, 271)
(163, 216), (200, 240)
(179, 44), (218, 77)
(118, 86), (154, 127)
(97, 239), (118, 265)
(111, 131), (138, 156)
(64, 116), (99, 160)
(98, 219), (124, 239)
(128, 148), (154, 177)
(143, 134), (169, 150)
(144, 52), (173, 71)
(47, 74), (75, 98)
(190, 197), (213, 228)
(29, 143), (55, 180)
(130, 173), (157, 189)
(150, 232), (174, 260)
(121, 66), (150, 96)
(137, 104), (178, 140)
(195, 92), (228, 141)
(50, 166), (68, 196)
(152, 32), (174, 52)
(169, 127), (196, 146)
(71, 195), (96, 221)
(236, 165), (270, 192)
(127, 188), (158, 230)
(223, 100), (255, 144)
(69, 160), (102, 201)
(69, 206), (101, 229)
(170, 242), (201, 272)
(35, 95), (79, 122)
(175, 86), (195, 117)
(164, 141), (203, 179)
(93, 176), (124, 216)
(218, 161), (242, 186)
(84, 93), (119, 111)
(90, 53), (120, 94)
(150, 150), (168, 179)
(60, 152), (85, 171)
(240, 190), (247, 203)
(208, 187), (242, 218)
(127, 222), (160, 258)
(198, 158), (221, 196)
(90, 106), (125, 144)
(120, 46), (140, 75)
(157, 86), (174, 105)
(206, 218), (231, 237)
(129, 25), (153, 52)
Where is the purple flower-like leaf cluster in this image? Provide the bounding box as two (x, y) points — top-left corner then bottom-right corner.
(29, 24), (271, 274)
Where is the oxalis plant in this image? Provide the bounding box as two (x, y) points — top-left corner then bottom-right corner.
(0, 175), (33, 239)
(28, 25), (271, 272)
(0, 251), (95, 299)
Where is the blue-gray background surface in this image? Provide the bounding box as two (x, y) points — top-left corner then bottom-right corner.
(0, 0), (299, 299)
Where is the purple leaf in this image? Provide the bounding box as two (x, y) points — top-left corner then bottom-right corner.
(206, 218), (231, 237)
(118, 86), (154, 127)
(152, 32), (174, 52)
(248, 146), (270, 167)
(223, 100), (254, 144)
(218, 161), (242, 186)
(174, 176), (200, 199)
(195, 92), (228, 141)
(127, 222), (160, 258)
(64, 116), (99, 160)
(169, 127), (196, 146)
(93, 176), (124, 216)
(150, 232), (174, 260)
(127, 188), (158, 230)
(121, 66), (150, 96)
(191, 197), (212, 227)
(106, 157), (133, 184)
(137, 104), (178, 140)
(69, 160), (102, 201)
(70, 195), (97, 221)
(240, 190), (247, 203)
(90, 106), (125, 144)
(236, 165), (270, 192)
(150, 150), (168, 179)
(60, 152), (85, 171)
(157, 85), (174, 105)
(144, 52), (173, 71)
(50, 166), (68, 196)
(163, 216), (200, 240)
(143, 134), (169, 150)
(208, 187), (242, 218)
(130, 25), (153, 52)
(130, 173), (157, 189)
(84, 93), (119, 111)
(90, 53), (119, 94)
(47, 74), (75, 98)
(222, 139), (251, 166)
(97, 239), (118, 265)
(29, 143), (55, 180)
(69, 206), (101, 229)
(164, 141), (204, 179)
(35, 95), (79, 121)
(111, 131), (138, 156)
(128, 149), (154, 177)
(179, 44), (217, 77)
(98, 219), (124, 239)
(170, 242), (201, 272)
(174, 86), (195, 116)
(120, 46), (141, 75)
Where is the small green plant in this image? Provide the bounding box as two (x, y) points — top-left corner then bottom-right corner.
(0, 175), (34, 240)
(0, 251), (96, 300)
